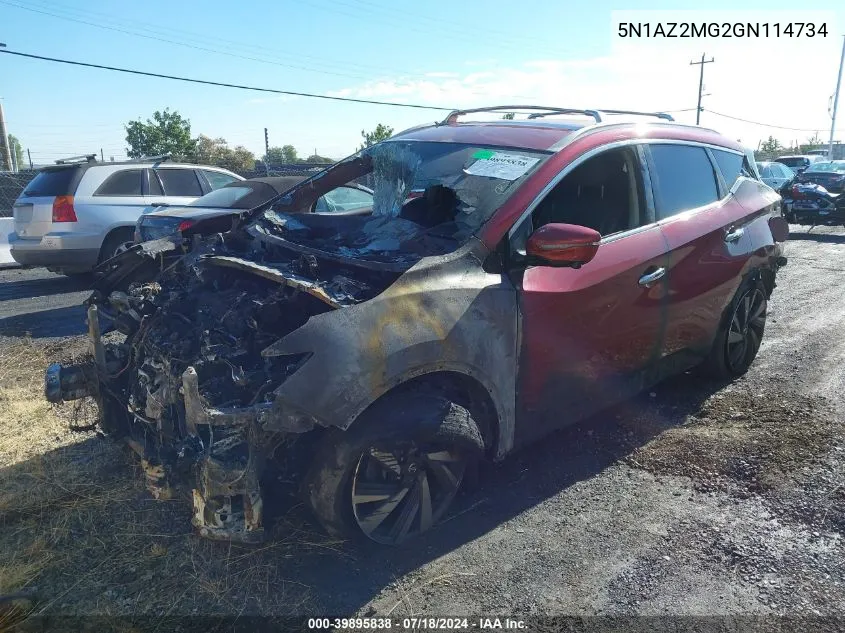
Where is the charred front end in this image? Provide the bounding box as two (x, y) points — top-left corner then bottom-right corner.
(45, 218), (402, 543)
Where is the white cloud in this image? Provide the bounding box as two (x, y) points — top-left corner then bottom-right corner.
(324, 30), (844, 150)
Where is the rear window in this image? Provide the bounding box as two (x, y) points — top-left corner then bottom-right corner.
(649, 144), (719, 219)
(22, 168), (78, 197)
(806, 162), (845, 173)
(775, 157), (807, 168)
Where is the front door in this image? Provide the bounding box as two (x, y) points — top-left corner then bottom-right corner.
(511, 145), (671, 447)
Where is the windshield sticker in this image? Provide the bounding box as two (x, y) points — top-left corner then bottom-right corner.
(464, 152), (540, 181)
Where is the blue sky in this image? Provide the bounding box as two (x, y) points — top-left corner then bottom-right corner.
(1, 0), (844, 165)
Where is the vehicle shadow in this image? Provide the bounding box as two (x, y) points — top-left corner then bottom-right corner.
(0, 304), (87, 338)
(0, 370), (729, 621)
(0, 274), (92, 301)
(787, 230), (845, 244)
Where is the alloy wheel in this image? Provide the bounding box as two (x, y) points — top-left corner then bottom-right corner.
(351, 442), (465, 545)
(113, 241), (134, 258)
(725, 287), (767, 373)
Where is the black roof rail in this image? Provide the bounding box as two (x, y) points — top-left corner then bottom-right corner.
(596, 109), (674, 121)
(440, 105), (674, 125)
(440, 106), (602, 125)
(528, 109), (674, 122)
(126, 153), (173, 163)
(55, 154), (97, 165)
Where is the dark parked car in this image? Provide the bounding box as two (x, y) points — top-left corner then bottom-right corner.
(774, 154), (825, 174)
(45, 106), (788, 546)
(756, 160), (795, 191)
(795, 160), (845, 194)
(135, 176), (374, 243)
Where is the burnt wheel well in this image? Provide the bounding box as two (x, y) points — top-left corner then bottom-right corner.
(376, 371), (500, 457)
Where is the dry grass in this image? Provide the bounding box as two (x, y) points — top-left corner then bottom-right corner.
(0, 336), (340, 624)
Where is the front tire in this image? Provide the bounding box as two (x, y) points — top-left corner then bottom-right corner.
(303, 394), (484, 545)
(700, 278), (767, 380)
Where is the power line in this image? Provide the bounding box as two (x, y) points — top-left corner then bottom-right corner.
(4, 0), (541, 100)
(703, 109), (840, 133)
(0, 49), (455, 111)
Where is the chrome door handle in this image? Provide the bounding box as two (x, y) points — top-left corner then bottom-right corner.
(638, 267), (665, 287)
(725, 227), (745, 242)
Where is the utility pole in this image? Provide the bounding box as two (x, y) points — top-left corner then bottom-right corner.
(828, 36), (845, 160)
(690, 53), (715, 125)
(0, 43), (10, 171)
(100, 148), (104, 162)
(27, 148), (33, 170)
(264, 127), (270, 175)
(0, 100), (12, 171)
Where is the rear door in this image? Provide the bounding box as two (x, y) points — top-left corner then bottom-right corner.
(12, 166), (82, 239)
(646, 143), (754, 366)
(75, 168), (150, 233)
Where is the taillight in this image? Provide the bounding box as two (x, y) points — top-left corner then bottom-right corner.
(52, 196), (77, 222)
(177, 219), (195, 233)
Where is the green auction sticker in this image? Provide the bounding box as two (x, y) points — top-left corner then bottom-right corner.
(472, 149), (495, 159)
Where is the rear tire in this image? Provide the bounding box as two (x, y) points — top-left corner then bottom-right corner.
(700, 278), (767, 380)
(98, 228), (135, 264)
(303, 394), (484, 546)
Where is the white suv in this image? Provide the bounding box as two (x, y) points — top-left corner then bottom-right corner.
(10, 155), (243, 275)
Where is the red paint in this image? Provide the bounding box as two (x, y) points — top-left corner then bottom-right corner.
(525, 223), (600, 265)
(515, 224), (671, 443)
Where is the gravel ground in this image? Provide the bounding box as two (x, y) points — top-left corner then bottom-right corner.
(0, 227), (843, 629)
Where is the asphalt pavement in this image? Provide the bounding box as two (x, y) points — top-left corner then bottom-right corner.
(0, 267), (91, 338)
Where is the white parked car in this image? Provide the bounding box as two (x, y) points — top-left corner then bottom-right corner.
(10, 154), (242, 275)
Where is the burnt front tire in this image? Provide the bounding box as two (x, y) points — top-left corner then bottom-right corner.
(700, 278), (768, 380)
(303, 394), (484, 546)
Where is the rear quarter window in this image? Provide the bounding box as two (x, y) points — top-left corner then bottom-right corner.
(22, 168), (79, 197)
(711, 149), (745, 190)
(649, 144), (719, 219)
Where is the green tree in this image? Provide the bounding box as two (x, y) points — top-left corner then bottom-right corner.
(759, 135), (783, 157)
(193, 135), (255, 171)
(125, 109), (197, 160)
(359, 124), (394, 150)
(502, 113), (515, 120)
(800, 131), (824, 154)
(7, 134), (24, 170)
(304, 153), (333, 164)
(264, 145), (299, 164)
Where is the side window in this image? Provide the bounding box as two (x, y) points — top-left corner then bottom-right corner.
(156, 168), (203, 197)
(649, 144), (719, 219)
(202, 170), (239, 191)
(711, 149), (744, 191)
(317, 186), (373, 213)
(94, 169), (143, 196)
(760, 166), (773, 179)
(512, 146), (648, 252)
(147, 170), (163, 196)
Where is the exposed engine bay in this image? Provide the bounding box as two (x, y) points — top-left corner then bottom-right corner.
(43, 140), (536, 541)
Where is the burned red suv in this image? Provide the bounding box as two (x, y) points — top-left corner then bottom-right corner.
(45, 106), (788, 546)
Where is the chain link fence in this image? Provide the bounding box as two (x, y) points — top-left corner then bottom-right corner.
(0, 171), (38, 217)
(0, 163), (335, 217)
